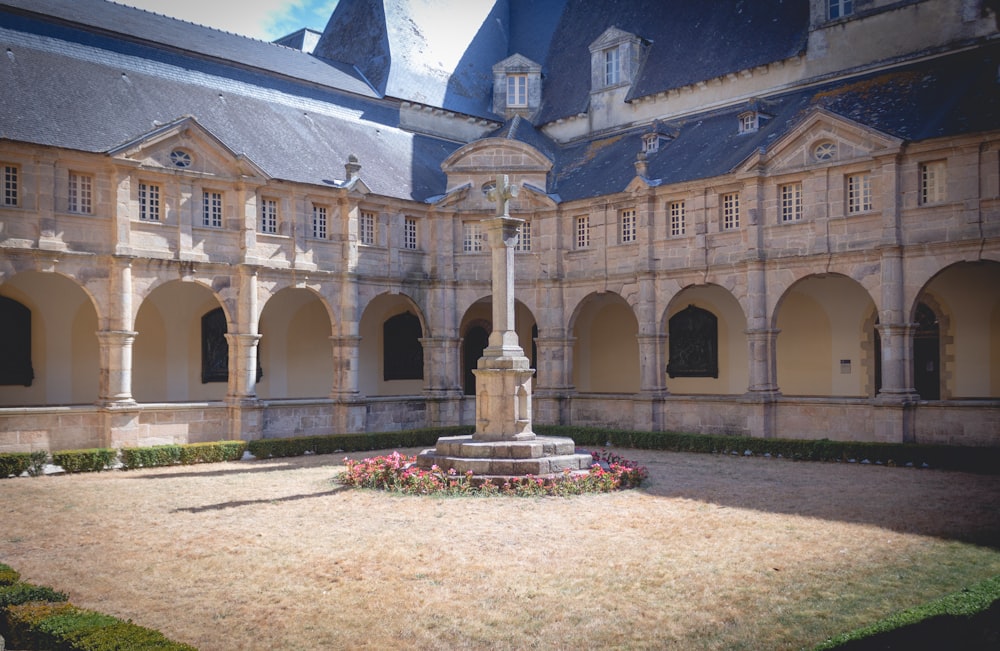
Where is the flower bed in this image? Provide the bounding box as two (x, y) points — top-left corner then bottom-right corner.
(337, 449), (648, 496)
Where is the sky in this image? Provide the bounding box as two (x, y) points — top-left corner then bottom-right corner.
(114, 0), (340, 41)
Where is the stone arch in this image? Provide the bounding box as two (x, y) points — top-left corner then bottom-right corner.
(912, 260), (1000, 399)
(133, 279), (230, 402)
(773, 273), (877, 397)
(256, 286), (335, 400)
(0, 271), (101, 406)
(358, 292), (428, 397)
(569, 292), (639, 393)
(662, 284), (747, 395)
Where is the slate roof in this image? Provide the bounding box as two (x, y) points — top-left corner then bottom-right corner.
(0, 1), (459, 201)
(1, 0), (998, 206)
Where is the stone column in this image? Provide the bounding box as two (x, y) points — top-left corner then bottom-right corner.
(96, 330), (138, 406)
(329, 334), (361, 399)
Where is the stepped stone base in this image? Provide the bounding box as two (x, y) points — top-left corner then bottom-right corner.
(416, 434), (594, 476)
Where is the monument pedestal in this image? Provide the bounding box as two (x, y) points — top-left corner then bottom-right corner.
(416, 174), (593, 480)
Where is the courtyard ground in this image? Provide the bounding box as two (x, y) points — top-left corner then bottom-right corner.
(1, 447), (998, 650)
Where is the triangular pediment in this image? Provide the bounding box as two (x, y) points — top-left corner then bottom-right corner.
(589, 26), (639, 52)
(493, 53), (541, 74)
(108, 116), (267, 180)
(738, 107), (903, 174)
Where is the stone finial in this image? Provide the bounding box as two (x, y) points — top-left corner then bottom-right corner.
(345, 154), (361, 181)
(634, 151), (647, 177)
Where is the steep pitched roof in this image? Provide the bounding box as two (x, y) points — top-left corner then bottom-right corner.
(0, 1), (460, 200)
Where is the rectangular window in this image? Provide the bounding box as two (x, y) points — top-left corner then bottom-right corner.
(780, 182), (803, 222)
(515, 220), (531, 252)
(260, 198), (278, 234)
(138, 182), (161, 221)
(360, 210), (376, 245)
(68, 172), (93, 214)
(575, 215), (590, 249)
(403, 216), (417, 250)
(920, 161), (946, 205)
(202, 190), (223, 227)
(2, 164), (18, 207)
(463, 221), (483, 252)
(722, 192), (740, 230)
(604, 47), (620, 86)
(669, 200), (685, 236)
(619, 208), (636, 243)
(828, 0), (853, 19)
(312, 204), (327, 239)
(847, 173), (872, 214)
(738, 112), (758, 134)
(507, 74), (527, 107)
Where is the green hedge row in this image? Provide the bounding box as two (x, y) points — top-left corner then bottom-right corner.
(121, 440), (247, 470)
(247, 426), (473, 459)
(813, 574), (1000, 649)
(1, 440), (247, 478)
(0, 451), (48, 478)
(536, 425), (1000, 474)
(0, 562), (194, 650)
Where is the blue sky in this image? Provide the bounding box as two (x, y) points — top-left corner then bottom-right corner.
(115, 0), (339, 41)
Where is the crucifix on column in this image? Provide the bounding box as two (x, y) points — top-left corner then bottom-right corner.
(473, 173), (535, 441)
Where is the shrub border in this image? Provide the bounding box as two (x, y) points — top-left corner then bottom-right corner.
(0, 440), (247, 477)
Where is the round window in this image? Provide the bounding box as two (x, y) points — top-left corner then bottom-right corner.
(169, 149), (192, 168)
(813, 141), (837, 162)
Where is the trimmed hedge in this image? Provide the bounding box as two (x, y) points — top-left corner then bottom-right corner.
(535, 425), (1000, 474)
(51, 448), (118, 474)
(0, 563), (194, 651)
(0, 451), (48, 478)
(121, 440), (246, 470)
(247, 426), (472, 459)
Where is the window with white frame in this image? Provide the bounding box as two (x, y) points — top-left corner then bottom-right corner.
(920, 161), (946, 205)
(360, 210), (376, 245)
(669, 200), (685, 236)
(259, 197), (278, 234)
(828, 0), (853, 19)
(575, 215), (591, 249)
(738, 111), (758, 134)
(3, 164), (19, 207)
(68, 172), (93, 214)
(515, 220), (531, 252)
(403, 216), (418, 250)
(620, 208), (637, 243)
(847, 173), (872, 214)
(138, 182), (161, 221)
(780, 182), (803, 222)
(721, 192), (740, 230)
(202, 190), (222, 227)
(604, 46), (620, 86)
(462, 221), (483, 252)
(312, 204), (327, 239)
(507, 74), (528, 107)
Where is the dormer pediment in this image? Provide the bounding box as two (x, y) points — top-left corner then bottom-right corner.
(108, 116), (267, 180)
(589, 27), (639, 52)
(737, 107), (903, 174)
(493, 53), (541, 74)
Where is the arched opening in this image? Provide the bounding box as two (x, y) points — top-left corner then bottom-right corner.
(462, 322), (490, 395)
(913, 302), (940, 400)
(257, 288), (333, 399)
(571, 292), (639, 393)
(663, 285), (746, 395)
(358, 293), (426, 397)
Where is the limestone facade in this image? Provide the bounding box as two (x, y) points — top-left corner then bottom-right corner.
(1, 0), (998, 452)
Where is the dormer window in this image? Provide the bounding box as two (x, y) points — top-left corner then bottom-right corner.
(642, 133), (663, 153)
(507, 74), (528, 107)
(738, 111), (759, 134)
(828, 0), (853, 20)
(493, 55), (542, 118)
(604, 47), (620, 86)
(589, 27), (646, 92)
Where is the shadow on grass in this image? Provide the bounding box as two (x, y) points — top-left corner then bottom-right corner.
(171, 485), (351, 513)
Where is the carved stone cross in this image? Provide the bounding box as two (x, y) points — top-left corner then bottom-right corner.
(487, 174), (519, 219)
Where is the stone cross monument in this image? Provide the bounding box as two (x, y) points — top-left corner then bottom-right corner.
(475, 174), (535, 441)
(416, 175), (593, 477)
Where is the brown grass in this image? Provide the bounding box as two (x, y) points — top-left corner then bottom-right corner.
(2, 447), (999, 650)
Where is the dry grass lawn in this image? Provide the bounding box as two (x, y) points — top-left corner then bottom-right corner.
(2, 447), (999, 650)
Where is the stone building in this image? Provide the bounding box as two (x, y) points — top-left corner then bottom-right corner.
(1, 0), (998, 453)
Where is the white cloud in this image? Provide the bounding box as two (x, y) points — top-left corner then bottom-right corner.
(113, 0), (336, 40)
